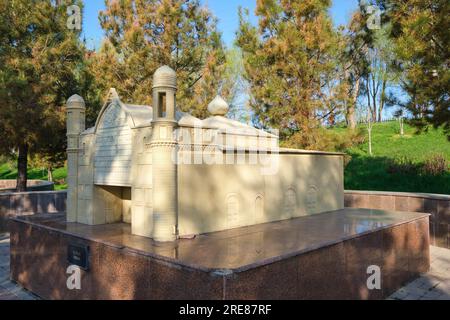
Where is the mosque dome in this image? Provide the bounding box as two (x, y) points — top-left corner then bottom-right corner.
(67, 94), (85, 109)
(153, 65), (177, 89)
(207, 95), (229, 116)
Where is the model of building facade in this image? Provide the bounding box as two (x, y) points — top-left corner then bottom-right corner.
(66, 66), (344, 242)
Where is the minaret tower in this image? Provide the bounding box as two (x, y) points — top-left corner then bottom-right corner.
(151, 66), (178, 242)
(66, 94), (86, 222)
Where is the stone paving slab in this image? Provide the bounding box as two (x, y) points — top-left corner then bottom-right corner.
(0, 233), (38, 300)
(389, 246), (450, 300)
(0, 232), (449, 300)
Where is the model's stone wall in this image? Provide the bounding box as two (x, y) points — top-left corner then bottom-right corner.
(66, 94), (85, 223)
(345, 190), (450, 249)
(178, 153), (344, 236)
(77, 133), (95, 224)
(94, 102), (133, 186)
(0, 190), (66, 232)
(131, 126), (153, 237)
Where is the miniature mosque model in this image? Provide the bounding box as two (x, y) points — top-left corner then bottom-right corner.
(66, 66), (344, 242)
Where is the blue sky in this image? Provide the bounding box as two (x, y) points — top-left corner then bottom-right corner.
(82, 0), (359, 50)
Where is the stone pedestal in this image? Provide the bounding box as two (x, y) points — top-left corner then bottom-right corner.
(9, 208), (430, 300)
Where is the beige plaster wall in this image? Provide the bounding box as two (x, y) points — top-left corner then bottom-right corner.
(122, 187), (132, 224)
(177, 153), (344, 236)
(76, 133), (95, 224)
(131, 126), (154, 237)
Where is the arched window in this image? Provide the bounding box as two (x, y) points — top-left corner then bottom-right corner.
(255, 195), (264, 223)
(306, 185), (318, 213)
(284, 188), (297, 217)
(227, 194), (240, 228)
(158, 92), (167, 118)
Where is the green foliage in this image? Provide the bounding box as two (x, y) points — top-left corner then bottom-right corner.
(341, 121), (450, 194)
(90, 0), (229, 119)
(386, 156), (420, 175)
(0, 163), (67, 189)
(423, 153), (449, 176)
(282, 126), (365, 152)
(381, 0), (450, 139)
(347, 121), (450, 162)
(221, 48), (251, 122)
(236, 0), (344, 148)
(0, 0), (87, 188)
(340, 1), (375, 129)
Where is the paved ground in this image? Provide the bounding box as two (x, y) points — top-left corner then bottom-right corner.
(389, 246), (450, 300)
(0, 232), (449, 300)
(0, 233), (38, 300)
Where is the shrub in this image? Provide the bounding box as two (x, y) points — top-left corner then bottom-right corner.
(387, 156), (419, 175)
(422, 154), (449, 176)
(343, 154), (352, 168)
(282, 127), (365, 152)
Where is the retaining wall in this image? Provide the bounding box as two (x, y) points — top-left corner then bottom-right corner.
(345, 190), (449, 249)
(0, 190), (66, 232)
(0, 179), (54, 192)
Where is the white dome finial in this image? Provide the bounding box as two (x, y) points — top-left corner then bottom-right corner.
(67, 94), (85, 109)
(208, 95), (229, 116)
(153, 65), (177, 89)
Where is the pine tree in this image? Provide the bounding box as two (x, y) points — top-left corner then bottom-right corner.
(91, 0), (228, 119)
(341, 4), (373, 129)
(236, 0), (341, 149)
(0, 0), (85, 191)
(382, 0), (450, 138)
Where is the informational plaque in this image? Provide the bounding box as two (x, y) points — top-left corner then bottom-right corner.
(68, 244), (89, 270)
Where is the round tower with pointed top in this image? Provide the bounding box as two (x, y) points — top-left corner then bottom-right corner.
(151, 66), (178, 242)
(66, 94), (86, 222)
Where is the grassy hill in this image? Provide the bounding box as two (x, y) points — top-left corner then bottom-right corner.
(1, 121), (449, 194)
(338, 121), (450, 195)
(0, 164), (67, 190)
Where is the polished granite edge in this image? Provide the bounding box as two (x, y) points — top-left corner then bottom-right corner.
(225, 211), (430, 273)
(11, 214), (215, 273)
(346, 190), (450, 200)
(11, 209), (430, 273)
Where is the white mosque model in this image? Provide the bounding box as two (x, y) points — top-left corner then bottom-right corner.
(66, 66), (344, 242)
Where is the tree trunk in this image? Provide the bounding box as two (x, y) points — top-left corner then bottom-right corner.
(16, 143), (28, 192)
(378, 79), (387, 122)
(329, 116), (335, 126)
(399, 117), (404, 136)
(348, 77), (360, 130)
(369, 74), (379, 122)
(372, 92), (377, 123)
(47, 166), (53, 182)
(366, 80), (371, 113)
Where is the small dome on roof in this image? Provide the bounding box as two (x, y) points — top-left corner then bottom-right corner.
(67, 94), (85, 108)
(153, 65), (177, 89)
(208, 95), (229, 116)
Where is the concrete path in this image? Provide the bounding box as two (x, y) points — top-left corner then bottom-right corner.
(0, 232), (449, 300)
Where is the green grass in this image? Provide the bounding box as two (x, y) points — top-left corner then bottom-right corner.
(0, 163), (67, 190)
(338, 121), (450, 195)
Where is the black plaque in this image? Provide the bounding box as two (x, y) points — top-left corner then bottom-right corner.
(68, 244), (89, 270)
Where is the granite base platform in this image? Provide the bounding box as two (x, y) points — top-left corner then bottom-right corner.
(9, 208), (430, 300)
